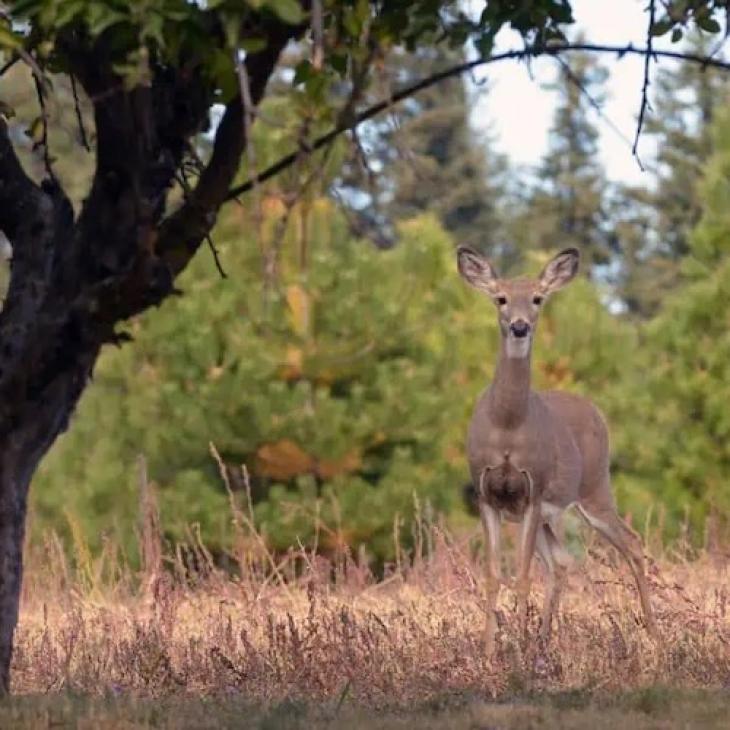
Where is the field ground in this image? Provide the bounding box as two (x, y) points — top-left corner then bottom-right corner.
(2, 688), (730, 729)
(7, 518), (730, 728)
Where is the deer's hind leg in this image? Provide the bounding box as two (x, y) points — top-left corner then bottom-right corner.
(535, 521), (571, 643)
(578, 490), (656, 636)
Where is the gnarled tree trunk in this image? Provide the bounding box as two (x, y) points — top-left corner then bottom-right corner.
(0, 22), (297, 692)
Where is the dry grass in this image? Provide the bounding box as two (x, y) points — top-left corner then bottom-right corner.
(12, 520), (730, 709)
(10, 469), (730, 726)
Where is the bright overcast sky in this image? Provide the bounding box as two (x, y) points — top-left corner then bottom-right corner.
(469, 0), (699, 185)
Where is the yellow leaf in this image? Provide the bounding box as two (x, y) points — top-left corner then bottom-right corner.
(25, 116), (44, 145)
(286, 284), (310, 338)
(262, 194), (286, 218)
(279, 346), (303, 381)
(316, 449), (361, 480)
(208, 365), (224, 381)
(254, 439), (315, 481)
(0, 26), (22, 51)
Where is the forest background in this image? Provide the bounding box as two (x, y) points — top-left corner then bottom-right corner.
(3, 33), (730, 567)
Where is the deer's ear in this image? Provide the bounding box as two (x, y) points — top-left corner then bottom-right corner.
(538, 248), (579, 294)
(457, 246), (499, 296)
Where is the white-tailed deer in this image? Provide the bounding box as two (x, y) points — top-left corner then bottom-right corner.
(456, 246), (656, 652)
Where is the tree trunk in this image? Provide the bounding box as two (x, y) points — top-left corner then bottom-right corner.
(0, 381), (92, 690)
(0, 457), (30, 693)
(0, 23), (297, 692)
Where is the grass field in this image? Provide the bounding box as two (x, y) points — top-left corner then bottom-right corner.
(3, 687), (730, 728)
(8, 499), (730, 728)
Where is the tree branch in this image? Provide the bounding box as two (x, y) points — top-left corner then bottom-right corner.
(157, 27), (297, 276)
(225, 41), (730, 201)
(633, 1), (656, 170)
(0, 117), (42, 240)
(70, 74), (91, 152)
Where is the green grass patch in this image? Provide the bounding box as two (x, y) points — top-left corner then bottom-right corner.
(2, 687), (729, 729)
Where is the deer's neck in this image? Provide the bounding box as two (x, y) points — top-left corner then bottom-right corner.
(489, 338), (532, 427)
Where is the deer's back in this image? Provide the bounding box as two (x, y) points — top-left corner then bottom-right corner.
(539, 390), (610, 497)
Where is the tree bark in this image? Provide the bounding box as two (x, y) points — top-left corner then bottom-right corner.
(0, 453), (31, 694)
(0, 21), (298, 692)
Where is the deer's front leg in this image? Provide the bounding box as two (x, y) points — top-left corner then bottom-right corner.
(478, 501), (501, 656)
(516, 500), (540, 635)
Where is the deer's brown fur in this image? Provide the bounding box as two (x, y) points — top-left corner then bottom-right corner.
(457, 246), (656, 653)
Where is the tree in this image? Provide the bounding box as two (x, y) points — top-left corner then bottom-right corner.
(646, 33), (729, 261)
(0, 0), (726, 693)
(0, 0), (588, 692)
(613, 33), (730, 316)
(605, 102), (730, 540)
(33, 202), (469, 564)
(336, 45), (510, 260)
(511, 50), (613, 272)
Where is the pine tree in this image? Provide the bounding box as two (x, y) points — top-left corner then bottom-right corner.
(511, 52), (612, 272)
(613, 34), (730, 316)
(607, 103), (730, 540)
(646, 33), (729, 260)
(336, 46), (511, 263)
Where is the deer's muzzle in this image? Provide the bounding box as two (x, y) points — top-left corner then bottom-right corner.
(510, 319), (530, 338)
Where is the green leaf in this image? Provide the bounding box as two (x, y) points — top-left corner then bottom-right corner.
(293, 59), (312, 86)
(696, 16), (721, 34)
(0, 24), (22, 50)
(9, 0), (42, 19)
(329, 52), (348, 77)
(55, 1), (84, 28)
(240, 37), (267, 53)
(221, 9), (242, 49)
(650, 18), (672, 36)
(85, 5), (129, 37)
(476, 32), (494, 58)
(265, 0), (305, 25)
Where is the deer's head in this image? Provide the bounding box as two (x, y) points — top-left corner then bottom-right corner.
(456, 247), (580, 358)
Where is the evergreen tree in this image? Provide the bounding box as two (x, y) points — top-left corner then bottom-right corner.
(33, 204), (633, 563)
(336, 46), (511, 263)
(511, 51), (612, 272)
(608, 103), (730, 539)
(613, 34), (730, 316)
(645, 33), (729, 260)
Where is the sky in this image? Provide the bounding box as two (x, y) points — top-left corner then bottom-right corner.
(468, 0), (693, 185)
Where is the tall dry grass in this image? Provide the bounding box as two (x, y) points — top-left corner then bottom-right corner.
(13, 461), (730, 706)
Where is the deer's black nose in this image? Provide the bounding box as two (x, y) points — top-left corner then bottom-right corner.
(510, 320), (530, 338)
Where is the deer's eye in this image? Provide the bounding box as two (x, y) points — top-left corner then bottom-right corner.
(496, 296), (507, 306)
(532, 295), (543, 306)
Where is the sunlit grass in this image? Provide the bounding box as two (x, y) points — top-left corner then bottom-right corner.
(10, 470), (730, 726)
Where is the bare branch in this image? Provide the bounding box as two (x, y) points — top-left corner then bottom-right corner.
(225, 41), (730, 202)
(157, 26), (298, 276)
(553, 56), (657, 174)
(70, 75), (91, 152)
(0, 54), (18, 78)
(176, 169), (227, 279)
(311, 0), (324, 70)
(633, 0), (656, 170)
(32, 71), (56, 183)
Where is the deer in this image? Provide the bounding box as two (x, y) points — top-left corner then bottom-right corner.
(456, 245), (656, 653)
